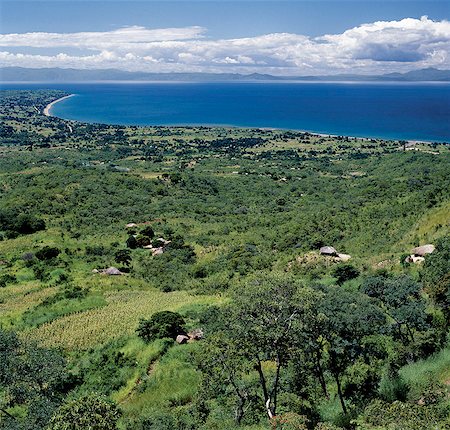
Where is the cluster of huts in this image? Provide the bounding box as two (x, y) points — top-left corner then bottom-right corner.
(126, 222), (172, 256)
(142, 237), (171, 256)
(319, 243), (435, 265)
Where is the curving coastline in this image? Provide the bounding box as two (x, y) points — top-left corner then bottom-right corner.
(43, 94), (75, 116)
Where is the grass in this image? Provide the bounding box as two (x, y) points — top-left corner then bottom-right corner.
(400, 346), (450, 399)
(120, 342), (201, 415)
(113, 337), (171, 404)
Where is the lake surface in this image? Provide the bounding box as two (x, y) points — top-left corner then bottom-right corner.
(2, 82), (450, 142)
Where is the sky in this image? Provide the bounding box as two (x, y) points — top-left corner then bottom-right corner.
(1, 1), (449, 75)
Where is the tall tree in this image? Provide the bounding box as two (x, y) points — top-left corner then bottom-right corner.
(198, 333), (256, 425)
(227, 275), (319, 419)
(361, 275), (427, 343)
(317, 286), (386, 414)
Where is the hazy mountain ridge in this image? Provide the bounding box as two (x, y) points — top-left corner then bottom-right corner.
(1, 67), (450, 82)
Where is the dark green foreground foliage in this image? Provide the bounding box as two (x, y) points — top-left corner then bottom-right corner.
(137, 311), (186, 342)
(0, 330), (69, 430)
(0, 90), (449, 429)
(47, 394), (121, 430)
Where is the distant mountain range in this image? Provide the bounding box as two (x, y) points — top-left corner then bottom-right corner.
(1, 67), (450, 82)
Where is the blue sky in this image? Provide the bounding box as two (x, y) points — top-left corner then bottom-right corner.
(1, 1), (449, 75)
(3, 1), (449, 37)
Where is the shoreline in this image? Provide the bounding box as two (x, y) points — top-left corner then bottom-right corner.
(43, 94), (75, 116)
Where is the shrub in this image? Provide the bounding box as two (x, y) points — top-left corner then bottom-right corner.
(22, 252), (35, 261)
(0, 210), (46, 236)
(15, 214), (46, 234)
(42, 284), (88, 306)
(136, 311), (186, 342)
(115, 249), (132, 266)
(135, 234), (151, 247)
(33, 263), (51, 282)
(47, 393), (121, 430)
(0, 273), (16, 288)
(140, 225), (155, 239)
(85, 245), (107, 256)
(271, 413), (308, 430)
(357, 398), (450, 429)
(332, 264), (360, 285)
(126, 235), (138, 249)
(36, 246), (60, 261)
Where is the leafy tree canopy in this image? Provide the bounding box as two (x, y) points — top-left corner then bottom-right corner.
(47, 394), (121, 430)
(136, 311), (186, 342)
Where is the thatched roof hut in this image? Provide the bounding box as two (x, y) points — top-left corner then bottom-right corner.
(320, 246), (337, 256)
(412, 244), (435, 257)
(104, 267), (123, 276)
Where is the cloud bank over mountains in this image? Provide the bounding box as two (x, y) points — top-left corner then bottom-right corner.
(0, 16), (449, 75)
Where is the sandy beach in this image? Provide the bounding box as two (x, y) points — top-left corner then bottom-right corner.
(43, 94), (75, 116)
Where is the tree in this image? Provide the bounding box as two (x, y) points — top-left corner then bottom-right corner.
(35, 246), (60, 261)
(14, 214), (46, 235)
(332, 264), (360, 286)
(136, 311), (186, 342)
(47, 394), (121, 430)
(0, 329), (68, 429)
(114, 249), (132, 267)
(361, 275), (427, 343)
(135, 234), (151, 247)
(317, 286), (386, 414)
(198, 333), (256, 425)
(226, 275), (319, 419)
(126, 235), (138, 249)
(140, 225), (155, 239)
(421, 236), (450, 322)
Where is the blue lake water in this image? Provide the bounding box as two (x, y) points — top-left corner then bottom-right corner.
(2, 82), (449, 142)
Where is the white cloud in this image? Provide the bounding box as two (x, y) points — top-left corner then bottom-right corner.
(0, 17), (449, 75)
(0, 26), (206, 49)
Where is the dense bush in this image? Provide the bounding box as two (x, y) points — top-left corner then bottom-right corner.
(47, 394), (121, 430)
(332, 264), (360, 285)
(0, 210), (46, 237)
(0, 329), (69, 429)
(0, 273), (16, 288)
(136, 311), (186, 342)
(36, 246), (60, 261)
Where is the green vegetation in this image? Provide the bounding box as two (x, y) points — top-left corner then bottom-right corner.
(137, 311), (186, 342)
(0, 90), (449, 429)
(47, 394), (122, 430)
